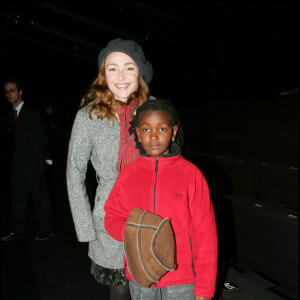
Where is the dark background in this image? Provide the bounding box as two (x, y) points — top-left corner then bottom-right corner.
(1, 2), (299, 300)
(1, 2), (299, 151)
(1, 2), (299, 107)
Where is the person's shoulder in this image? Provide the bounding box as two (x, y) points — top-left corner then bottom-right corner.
(77, 105), (90, 116)
(22, 103), (41, 117)
(118, 158), (141, 178)
(74, 105), (93, 122)
(180, 156), (205, 177)
(76, 102), (103, 121)
(180, 156), (197, 168)
(21, 102), (33, 113)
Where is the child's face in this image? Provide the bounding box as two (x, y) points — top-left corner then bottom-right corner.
(136, 110), (178, 156)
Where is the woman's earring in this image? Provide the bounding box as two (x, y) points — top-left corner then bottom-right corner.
(172, 138), (175, 142)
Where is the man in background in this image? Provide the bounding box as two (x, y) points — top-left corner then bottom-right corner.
(2, 79), (54, 241)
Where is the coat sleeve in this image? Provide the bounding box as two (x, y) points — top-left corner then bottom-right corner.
(66, 109), (97, 242)
(104, 174), (129, 242)
(188, 168), (218, 298)
(30, 110), (50, 160)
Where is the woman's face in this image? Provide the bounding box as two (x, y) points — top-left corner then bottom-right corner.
(105, 51), (139, 102)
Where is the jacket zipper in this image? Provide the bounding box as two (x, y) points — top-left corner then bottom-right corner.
(153, 156), (159, 213)
(189, 235), (196, 276)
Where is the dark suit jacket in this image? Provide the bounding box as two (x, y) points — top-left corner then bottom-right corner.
(10, 103), (49, 174)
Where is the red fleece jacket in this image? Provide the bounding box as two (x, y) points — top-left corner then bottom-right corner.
(104, 149), (218, 298)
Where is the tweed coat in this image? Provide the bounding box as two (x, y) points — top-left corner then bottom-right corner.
(66, 104), (125, 269)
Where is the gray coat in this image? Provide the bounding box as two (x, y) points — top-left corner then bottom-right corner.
(66, 105), (124, 269)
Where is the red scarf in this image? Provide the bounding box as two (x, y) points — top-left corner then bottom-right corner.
(117, 98), (140, 172)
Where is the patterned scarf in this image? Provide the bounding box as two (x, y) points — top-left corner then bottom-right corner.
(117, 98), (140, 172)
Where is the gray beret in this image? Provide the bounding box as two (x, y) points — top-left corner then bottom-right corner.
(98, 38), (153, 84)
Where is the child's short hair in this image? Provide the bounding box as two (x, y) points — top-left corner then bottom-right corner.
(130, 98), (184, 149)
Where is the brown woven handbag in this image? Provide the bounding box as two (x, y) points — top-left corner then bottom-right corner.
(124, 207), (177, 287)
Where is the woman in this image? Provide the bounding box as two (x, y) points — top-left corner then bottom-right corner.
(66, 38), (153, 300)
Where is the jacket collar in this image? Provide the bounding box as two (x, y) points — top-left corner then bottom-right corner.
(139, 143), (182, 169)
(140, 142), (181, 158)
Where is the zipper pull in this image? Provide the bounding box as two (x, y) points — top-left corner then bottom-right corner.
(155, 156), (158, 173)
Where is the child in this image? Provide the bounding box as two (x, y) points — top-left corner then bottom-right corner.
(104, 99), (218, 300)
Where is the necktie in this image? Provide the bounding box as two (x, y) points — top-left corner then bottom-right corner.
(13, 109), (17, 121)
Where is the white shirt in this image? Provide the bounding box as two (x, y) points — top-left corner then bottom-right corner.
(14, 101), (24, 116)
